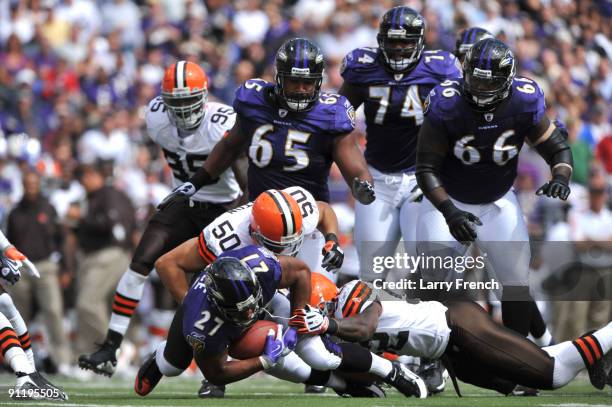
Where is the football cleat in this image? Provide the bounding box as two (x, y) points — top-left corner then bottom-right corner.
(198, 379), (225, 398)
(384, 361), (427, 398)
(417, 359), (446, 395)
(334, 382), (386, 398)
(510, 384), (540, 396)
(78, 340), (119, 377)
(134, 352), (162, 397)
(305, 384), (326, 394)
(14, 371), (68, 400)
(586, 356), (607, 390)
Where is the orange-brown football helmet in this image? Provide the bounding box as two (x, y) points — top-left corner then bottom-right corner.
(250, 190), (303, 256)
(310, 273), (338, 315)
(161, 61), (208, 130)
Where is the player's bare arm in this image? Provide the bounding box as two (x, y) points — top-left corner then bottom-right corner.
(526, 117), (573, 200)
(155, 237), (206, 302)
(230, 151), (249, 205)
(315, 201), (339, 237)
(196, 349), (265, 386)
(333, 133), (375, 204)
(416, 118), (482, 243)
(185, 116), (251, 188)
(315, 201), (345, 271)
(338, 81), (366, 110)
(330, 301), (382, 342)
(278, 256), (311, 312)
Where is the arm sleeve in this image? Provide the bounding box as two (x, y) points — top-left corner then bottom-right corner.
(415, 117), (451, 208)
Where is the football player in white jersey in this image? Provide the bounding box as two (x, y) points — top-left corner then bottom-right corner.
(306, 279), (612, 396)
(79, 61), (243, 378)
(155, 188), (427, 398)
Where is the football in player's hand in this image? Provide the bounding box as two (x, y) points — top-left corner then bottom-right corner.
(228, 320), (279, 360)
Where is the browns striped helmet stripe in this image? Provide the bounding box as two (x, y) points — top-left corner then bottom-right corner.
(175, 60), (187, 88)
(265, 190), (296, 236)
(342, 281), (368, 317)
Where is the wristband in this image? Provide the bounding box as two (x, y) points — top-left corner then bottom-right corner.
(259, 356), (271, 370)
(326, 318), (339, 335)
(324, 233), (339, 244)
(437, 200), (458, 220)
(188, 167), (216, 190)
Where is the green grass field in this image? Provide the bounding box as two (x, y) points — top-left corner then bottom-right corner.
(0, 374), (610, 407)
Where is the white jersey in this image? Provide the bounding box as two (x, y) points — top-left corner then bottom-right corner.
(335, 280), (451, 359)
(199, 186), (319, 259)
(145, 97), (241, 203)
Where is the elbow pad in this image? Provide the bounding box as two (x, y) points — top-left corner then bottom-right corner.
(416, 152), (444, 193)
(535, 127), (573, 168)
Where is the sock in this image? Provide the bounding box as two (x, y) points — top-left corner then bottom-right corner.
(0, 293), (35, 369)
(531, 328), (553, 347)
(337, 343), (372, 373)
(368, 353), (393, 377)
(501, 298), (533, 336)
(0, 313), (33, 374)
(529, 301), (547, 338)
(543, 323), (612, 388)
(155, 341), (183, 377)
(109, 269), (147, 337)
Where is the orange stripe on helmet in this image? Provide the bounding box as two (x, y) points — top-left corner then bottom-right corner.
(342, 282), (367, 318)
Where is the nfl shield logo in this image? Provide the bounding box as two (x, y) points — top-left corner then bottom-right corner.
(279, 109), (288, 117)
(394, 74), (404, 81)
(484, 113), (494, 122)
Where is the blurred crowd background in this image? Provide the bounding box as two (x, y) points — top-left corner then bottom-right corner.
(0, 0), (610, 378)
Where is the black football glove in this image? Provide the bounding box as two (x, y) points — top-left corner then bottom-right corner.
(321, 233), (344, 272)
(536, 175), (570, 200)
(157, 182), (196, 211)
(440, 201), (482, 244)
(352, 177), (375, 205)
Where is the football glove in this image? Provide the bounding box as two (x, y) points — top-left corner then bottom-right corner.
(5, 247), (39, 278)
(290, 304), (330, 335)
(536, 176), (570, 201)
(352, 177), (375, 205)
(157, 182), (197, 211)
(321, 233), (344, 272)
(0, 255), (21, 285)
(282, 327), (298, 356)
(259, 325), (285, 370)
(443, 207), (482, 244)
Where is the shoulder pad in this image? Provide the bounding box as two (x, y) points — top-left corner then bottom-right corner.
(511, 76), (546, 123)
(257, 246), (279, 262)
(145, 96), (171, 141)
(334, 280), (378, 319)
(420, 50), (462, 79)
(233, 78), (272, 115)
(205, 101), (237, 136)
(340, 48), (385, 83)
(424, 80), (463, 121)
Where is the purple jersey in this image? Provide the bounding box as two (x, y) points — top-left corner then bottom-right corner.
(341, 47), (461, 172)
(182, 245), (282, 355)
(425, 76), (546, 204)
(233, 79), (355, 202)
